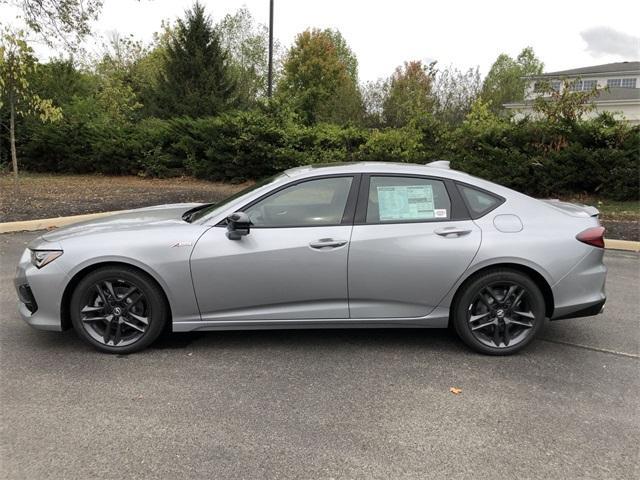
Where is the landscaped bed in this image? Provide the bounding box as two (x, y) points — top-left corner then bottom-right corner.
(1, 173), (637, 240)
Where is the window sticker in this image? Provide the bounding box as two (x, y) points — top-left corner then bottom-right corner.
(377, 184), (435, 221)
(434, 209), (447, 218)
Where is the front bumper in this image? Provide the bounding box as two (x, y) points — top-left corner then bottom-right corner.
(14, 247), (65, 331)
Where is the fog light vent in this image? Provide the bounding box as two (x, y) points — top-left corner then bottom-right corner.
(18, 284), (38, 314)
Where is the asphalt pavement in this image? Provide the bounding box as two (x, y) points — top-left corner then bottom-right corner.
(1, 232), (638, 480)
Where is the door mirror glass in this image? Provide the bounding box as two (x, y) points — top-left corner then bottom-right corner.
(226, 212), (251, 240)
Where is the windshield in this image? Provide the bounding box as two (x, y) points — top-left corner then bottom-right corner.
(188, 174), (284, 223)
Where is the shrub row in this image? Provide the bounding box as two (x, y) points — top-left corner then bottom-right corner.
(13, 108), (640, 200)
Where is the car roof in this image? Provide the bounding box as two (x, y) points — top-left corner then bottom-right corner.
(284, 161), (473, 182)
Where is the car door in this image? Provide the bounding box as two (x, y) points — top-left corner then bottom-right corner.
(190, 175), (359, 322)
(348, 174), (481, 319)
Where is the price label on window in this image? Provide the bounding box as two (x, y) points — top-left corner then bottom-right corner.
(377, 185), (437, 221)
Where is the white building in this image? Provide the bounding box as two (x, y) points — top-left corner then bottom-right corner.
(504, 61), (640, 124)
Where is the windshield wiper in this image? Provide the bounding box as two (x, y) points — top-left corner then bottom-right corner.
(182, 203), (214, 223)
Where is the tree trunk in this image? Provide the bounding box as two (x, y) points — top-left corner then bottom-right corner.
(10, 98), (18, 179)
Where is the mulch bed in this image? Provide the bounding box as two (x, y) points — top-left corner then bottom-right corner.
(0, 173), (637, 241)
(0, 174), (247, 223)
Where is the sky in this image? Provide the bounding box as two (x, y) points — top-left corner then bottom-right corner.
(2, 0), (639, 81)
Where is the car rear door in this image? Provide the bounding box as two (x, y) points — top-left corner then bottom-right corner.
(347, 174), (481, 319)
(190, 175), (360, 322)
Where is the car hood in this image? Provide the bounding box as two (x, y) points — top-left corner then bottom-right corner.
(40, 203), (203, 243)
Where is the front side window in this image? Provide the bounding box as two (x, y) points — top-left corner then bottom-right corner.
(365, 176), (451, 223)
(245, 177), (353, 227)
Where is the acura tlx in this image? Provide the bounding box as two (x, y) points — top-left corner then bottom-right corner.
(15, 161), (606, 354)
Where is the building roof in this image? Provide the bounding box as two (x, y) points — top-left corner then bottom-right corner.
(535, 61), (640, 78)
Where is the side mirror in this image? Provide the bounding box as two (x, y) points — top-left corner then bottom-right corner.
(226, 212), (251, 240)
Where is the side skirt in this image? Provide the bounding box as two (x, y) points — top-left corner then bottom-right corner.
(172, 310), (450, 332)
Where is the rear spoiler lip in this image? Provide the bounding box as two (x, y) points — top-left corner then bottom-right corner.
(539, 199), (600, 218)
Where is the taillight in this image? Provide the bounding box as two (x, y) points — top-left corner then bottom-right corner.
(576, 226), (605, 248)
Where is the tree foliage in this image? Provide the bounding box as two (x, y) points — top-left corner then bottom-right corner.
(480, 47), (543, 113)
(433, 65), (481, 125)
(533, 78), (602, 124)
(216, 7), (277, 107)
(382, 60), (436, 127)
(11, 0), (103, 50)
(277, 28), (362, 125)
(152, 1), (235, 118)
(0, 28), (61, 175)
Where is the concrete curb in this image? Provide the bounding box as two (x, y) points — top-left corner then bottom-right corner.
(0, 211), (126, 234)
(1, 211), (639, 252)
(605, 239), (640, 252)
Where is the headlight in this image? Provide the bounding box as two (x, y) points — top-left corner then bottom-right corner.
(30, 250), (63, 269)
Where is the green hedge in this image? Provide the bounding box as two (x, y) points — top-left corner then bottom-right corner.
(12, 108), (640, 200)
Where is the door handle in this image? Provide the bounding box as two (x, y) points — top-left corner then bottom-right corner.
(309, 238), (348, 249)
(434, 227), (472, 237)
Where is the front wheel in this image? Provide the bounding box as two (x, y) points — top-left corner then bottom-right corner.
(452, 269), (545, 355)
(70, 266), (168, 354)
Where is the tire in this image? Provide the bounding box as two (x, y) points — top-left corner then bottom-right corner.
(70, 266), (168, 354)
(452, 269), (545, 355)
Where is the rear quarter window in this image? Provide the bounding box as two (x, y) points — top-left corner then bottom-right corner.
(457, 184), (503, 218)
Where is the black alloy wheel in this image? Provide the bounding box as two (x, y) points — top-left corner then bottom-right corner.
(453, 269), (545, 355)
(70, 266), (167, 353)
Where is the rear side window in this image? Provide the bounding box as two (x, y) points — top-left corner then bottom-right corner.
(366, 176), (451, 223)
(457, 184), (502, 218)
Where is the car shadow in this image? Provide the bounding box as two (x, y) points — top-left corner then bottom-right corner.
(151, 327), (464, 353)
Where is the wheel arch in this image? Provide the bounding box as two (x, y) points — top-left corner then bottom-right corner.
(60, 261), (173, 331)
(449, 262), (555, 326)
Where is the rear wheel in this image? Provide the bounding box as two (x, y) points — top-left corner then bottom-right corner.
(453, 269), (545, 355)
(70, 266), (168, 354)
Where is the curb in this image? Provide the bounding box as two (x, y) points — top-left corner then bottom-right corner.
(604, 239), (640, 252)
(0, 211), (126, 234)
(1, 211), (639, 252)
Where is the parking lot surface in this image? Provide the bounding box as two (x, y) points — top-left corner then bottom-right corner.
(1, 231), (638, 480)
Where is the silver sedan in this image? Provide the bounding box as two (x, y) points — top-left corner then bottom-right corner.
(15, 162), (607, 354)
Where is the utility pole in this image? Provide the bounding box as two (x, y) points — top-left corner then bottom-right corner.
(267, 0), (274, 98)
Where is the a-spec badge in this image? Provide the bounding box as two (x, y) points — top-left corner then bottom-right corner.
(171, 241), (193, 248)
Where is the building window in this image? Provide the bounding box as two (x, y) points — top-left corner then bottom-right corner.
(569, 80), (583, 91)
(607, 78), (637, 88)
(582, 79), (597, 90)
(551, 80), (561, 92)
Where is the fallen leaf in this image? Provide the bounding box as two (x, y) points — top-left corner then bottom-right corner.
(449, 387), (462, 395)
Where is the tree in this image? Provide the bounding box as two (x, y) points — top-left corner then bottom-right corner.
(0, 29), (62, 177)
(10, 0), (103, 51)
(382, 60), (436, 127)
(277, 28), (362, 125)
(361, 78), (388, 127)
(216, 7), (278, 107)
(153, 2), (235, 118)
(433, 65), (481, 125)
(480, 47), (543, 113)
(533, 78), (602, 124)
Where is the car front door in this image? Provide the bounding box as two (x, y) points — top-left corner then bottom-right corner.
(347, 174), (481, 319)
(190, 175), (359, 322)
